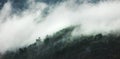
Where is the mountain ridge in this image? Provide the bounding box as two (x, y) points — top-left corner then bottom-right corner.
(2, 26), (120, 59)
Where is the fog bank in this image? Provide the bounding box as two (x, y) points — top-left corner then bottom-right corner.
(0, 0), (120, 53)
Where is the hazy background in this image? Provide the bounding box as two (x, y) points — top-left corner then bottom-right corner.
(0, 0), (120, 53)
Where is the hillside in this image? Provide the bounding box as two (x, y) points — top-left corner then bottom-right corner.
(2, 26), (120, 59)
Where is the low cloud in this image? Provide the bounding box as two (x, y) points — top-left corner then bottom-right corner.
(0, 0), (120, 53)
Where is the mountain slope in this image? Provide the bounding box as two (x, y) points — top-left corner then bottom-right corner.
(2, 26), (120, 59)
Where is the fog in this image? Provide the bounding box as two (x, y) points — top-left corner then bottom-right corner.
(0, 0), (120, 53)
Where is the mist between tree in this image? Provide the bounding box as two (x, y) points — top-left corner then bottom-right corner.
(0, 0), (120, 54)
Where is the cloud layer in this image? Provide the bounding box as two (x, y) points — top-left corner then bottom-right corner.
(0, 0), (120, 53)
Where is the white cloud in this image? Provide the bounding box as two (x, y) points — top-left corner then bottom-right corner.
(0, 0), (120, 53)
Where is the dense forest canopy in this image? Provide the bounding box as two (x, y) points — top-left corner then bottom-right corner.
(2, 26), (120, 59)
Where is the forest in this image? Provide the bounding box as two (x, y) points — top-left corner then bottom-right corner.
(2, 26), (120, 59)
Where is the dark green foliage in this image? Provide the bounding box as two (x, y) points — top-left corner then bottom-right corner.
(2, 26), (120, 59)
